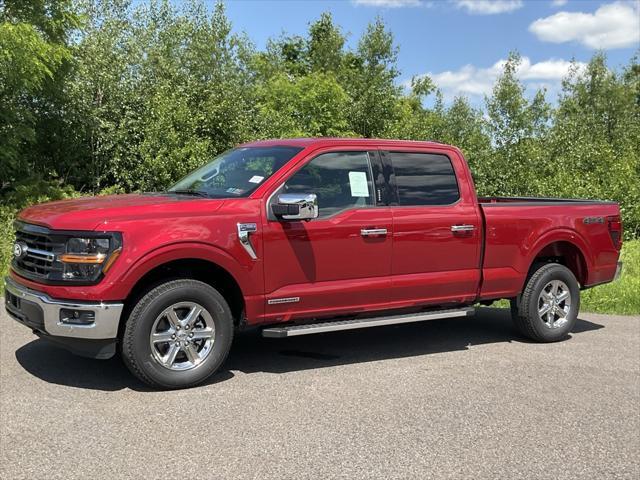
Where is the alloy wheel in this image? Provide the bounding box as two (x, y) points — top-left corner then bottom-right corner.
(537, 280), (572, 329)
(149, 301), (215, 371)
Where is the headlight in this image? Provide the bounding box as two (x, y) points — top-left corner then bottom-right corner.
(60, 235), (122, 281)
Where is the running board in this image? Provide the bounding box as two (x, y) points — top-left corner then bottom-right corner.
(262, 307), (475, 338)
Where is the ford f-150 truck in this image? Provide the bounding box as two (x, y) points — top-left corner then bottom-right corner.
(5, 138), (623, 388)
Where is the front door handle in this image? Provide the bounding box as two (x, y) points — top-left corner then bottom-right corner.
(361, 228), (388, 237)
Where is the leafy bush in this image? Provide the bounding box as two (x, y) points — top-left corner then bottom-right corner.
(0, 206), (15, 283)
(0, 179), (79, 280)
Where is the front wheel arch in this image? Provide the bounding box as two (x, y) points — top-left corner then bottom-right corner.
(117, 257), (246, 344)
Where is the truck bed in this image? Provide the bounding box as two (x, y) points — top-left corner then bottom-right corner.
(477, 197), (621, 300)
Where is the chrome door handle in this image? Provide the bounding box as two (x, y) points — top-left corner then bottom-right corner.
(361, 228), (388, 237)
(450, 224), (476, 233)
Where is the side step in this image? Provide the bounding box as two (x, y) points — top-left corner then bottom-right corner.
(262, 307), (474, 338)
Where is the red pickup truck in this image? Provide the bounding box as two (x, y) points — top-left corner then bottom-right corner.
(5, 138), (623, 388)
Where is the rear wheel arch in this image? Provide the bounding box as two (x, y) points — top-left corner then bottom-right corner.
(526, 236), (591, 287)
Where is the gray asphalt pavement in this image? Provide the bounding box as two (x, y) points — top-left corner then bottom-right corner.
(1, 306), (639, 479)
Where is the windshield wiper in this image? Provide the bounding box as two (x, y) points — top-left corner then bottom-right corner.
(169, 189), (210, 198)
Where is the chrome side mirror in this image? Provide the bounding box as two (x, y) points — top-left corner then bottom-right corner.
(272, 193), (319, 221)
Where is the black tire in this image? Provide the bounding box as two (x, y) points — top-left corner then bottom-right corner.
(122, 279), (234, 389)
(510, 263), (580, 342)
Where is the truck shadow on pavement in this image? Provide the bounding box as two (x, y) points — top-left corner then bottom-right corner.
(14, 308), (604, 392)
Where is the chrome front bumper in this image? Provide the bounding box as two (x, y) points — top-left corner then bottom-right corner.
(4, 277), (123, 339)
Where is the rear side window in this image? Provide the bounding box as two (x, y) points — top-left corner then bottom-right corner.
(388, 152), (459, 206)
(284, 151), (374, 218)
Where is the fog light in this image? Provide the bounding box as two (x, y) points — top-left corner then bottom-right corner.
(60, 309), (95, 325)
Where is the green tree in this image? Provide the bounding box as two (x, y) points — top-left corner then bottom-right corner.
(548, 53), (640, 236)
(1, 2), (638, 239)
(441, 96), (493, 193)
(256, 71), (352, 138)
(343, 17), (401, 137)
(70, 0), (255, 191)
(307, 12), (344, 73)
(0, 0), (79, 186)
(485, 51), (551, 195)
(384, 75), (443, 141)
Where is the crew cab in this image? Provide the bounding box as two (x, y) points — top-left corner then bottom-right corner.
(5, 138), (623, 388)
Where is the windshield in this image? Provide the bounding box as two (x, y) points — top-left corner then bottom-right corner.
(168, 146), (303, 198)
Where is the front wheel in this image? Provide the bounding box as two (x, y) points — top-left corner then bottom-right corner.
(122, 279), (234, 389)
(510, 263), (580, 342)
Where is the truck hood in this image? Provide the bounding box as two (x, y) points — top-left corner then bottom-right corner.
(18, 193), (225, 231)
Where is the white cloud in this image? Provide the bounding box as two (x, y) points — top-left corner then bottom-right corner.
(551, 0), (568, 6)
(454, 0), (523, 15)
(413, 57), (587, 101)
(529, 1), (640, 49)
(352, 0), (422, 7)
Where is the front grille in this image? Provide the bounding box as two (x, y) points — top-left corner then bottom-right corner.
(12, 222), (66, 280)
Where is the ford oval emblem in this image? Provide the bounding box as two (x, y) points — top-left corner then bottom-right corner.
(13, 242), (28, 260)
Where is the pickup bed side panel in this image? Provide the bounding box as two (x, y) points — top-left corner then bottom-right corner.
(480, 203), (621, 299)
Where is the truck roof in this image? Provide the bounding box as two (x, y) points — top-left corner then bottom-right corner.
(240, 137), (450, 149)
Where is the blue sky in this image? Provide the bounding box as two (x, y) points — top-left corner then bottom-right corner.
(221, 0), (639, 104)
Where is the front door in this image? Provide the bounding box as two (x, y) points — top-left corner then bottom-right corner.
(261, 149), (392, 323)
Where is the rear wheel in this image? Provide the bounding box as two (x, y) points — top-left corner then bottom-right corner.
(510, 263), (580, 342)
(122, 279), (233, 389)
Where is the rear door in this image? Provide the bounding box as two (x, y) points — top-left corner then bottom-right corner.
(383, 149), (482, 307)
(261, 148), (393, 323)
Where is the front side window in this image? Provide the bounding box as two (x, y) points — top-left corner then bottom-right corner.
(284, 151), (374, 218)
(388, 152), (460, 206)
(169, 146), (303, 198)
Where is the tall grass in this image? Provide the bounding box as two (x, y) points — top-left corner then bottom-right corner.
(581, 239), (639, 315)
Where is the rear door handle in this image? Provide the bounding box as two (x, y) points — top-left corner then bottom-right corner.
(361, 228), (388, 237)
(451, 224), (476, 233)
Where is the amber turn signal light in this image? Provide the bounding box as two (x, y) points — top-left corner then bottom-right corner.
(101, 249), (122, 273)
(59, 253), (107, 264)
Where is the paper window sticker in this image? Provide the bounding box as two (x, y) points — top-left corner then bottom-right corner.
(249, 175), (264, 184)
(348, 171), (370, 197)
